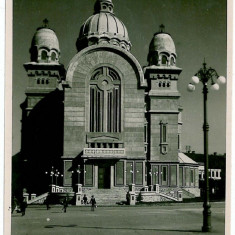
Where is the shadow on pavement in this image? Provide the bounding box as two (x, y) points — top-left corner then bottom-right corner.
(45, 225), (77, 228)
(45, 225), (202, 233)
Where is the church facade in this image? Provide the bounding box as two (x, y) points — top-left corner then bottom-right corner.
(21, 0), (200, 202)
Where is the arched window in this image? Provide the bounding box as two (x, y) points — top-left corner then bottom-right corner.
(41, 50), (48, 61)
(161, 55), (167, 65)
(90, 67), (121, 133)
(51, 52), (57, 61)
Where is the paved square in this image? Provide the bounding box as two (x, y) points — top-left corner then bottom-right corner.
(11, 202), (225, 235)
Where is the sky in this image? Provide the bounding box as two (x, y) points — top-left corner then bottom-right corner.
(12, 0), (227, 155)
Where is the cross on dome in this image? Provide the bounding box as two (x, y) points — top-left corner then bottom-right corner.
(43, 18), (49, 28)
(159, 24), (165, 33)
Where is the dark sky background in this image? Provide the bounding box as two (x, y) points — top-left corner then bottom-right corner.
(12, 0), (227, 155)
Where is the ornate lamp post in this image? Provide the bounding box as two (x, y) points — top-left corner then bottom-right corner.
(45, 166), (55, 185)
(188, 60), (226, 232)
(55, 169), (63, 186)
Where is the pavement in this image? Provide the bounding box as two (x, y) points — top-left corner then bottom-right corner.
(11, 202), (225, 235)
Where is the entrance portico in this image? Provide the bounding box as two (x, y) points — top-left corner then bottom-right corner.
(83, 147), (126, 189)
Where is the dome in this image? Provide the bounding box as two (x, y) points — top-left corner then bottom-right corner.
(31, 27), (60, 53)
(149, 33), (176, 55)
(30, 21), (60, 63)
(76, 0), (131, 51)
(148, 30), (177, 67)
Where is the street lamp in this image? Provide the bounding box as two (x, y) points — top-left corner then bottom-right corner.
(188, 60), (226, 232)
(55, 169), (62, 186)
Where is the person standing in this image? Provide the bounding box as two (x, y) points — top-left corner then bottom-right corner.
(21, 198), (27, 216)
(62, 197), (68, 213)
(90, 195), (96, 211)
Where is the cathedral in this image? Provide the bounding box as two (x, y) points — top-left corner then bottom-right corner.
(20, 0), (200, 204)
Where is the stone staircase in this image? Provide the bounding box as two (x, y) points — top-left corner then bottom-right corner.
(27, 192), (49, 205)
(181, 188), (198, 198)
(159, 192), (179, 202)
(82, 188), (129, 205)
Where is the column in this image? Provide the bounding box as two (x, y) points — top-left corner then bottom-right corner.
(110, 165), (114, 188)
(143, 161), (146, 186)
(177, 164), (179, 187)
(124, 160), (127, 185)
(94, 165), (98, 188)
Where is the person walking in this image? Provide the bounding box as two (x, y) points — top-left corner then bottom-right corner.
(21, 198), (27, 216)
(45, 196), (50, 210)
(62, 197), (68, 213)
(11, 196), (18, 214)
(90, 195), (96, 211)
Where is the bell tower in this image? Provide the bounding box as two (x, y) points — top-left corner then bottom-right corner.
(144, 26), (182, 186)
(20, 20), (65, 194)
(23, 19), (65, 114)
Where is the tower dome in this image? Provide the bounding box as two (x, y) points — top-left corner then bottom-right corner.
(76, 0), (131, 52)
(30, 19), (60, 64)
(148, 25), (177, 67)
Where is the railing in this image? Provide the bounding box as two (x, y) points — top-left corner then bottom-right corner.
(50, 185), (73, 193)
(84, 148), (125, 157)
(140, 185), (183, 202)
(27, 192), (49, 205)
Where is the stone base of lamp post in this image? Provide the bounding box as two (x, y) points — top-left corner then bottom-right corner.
(129, 192), (136, 205)
(76, 193), (82, 206)
(202, 203), (212, 232)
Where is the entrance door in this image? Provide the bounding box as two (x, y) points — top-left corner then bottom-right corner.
(98, 166), (110, 189)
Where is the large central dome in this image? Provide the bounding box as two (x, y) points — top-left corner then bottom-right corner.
(76, 0), (131, 52)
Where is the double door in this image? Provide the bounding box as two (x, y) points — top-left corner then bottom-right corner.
(98, 166), (110, 189)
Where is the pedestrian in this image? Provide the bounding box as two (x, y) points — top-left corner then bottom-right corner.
(62, 197), (68, 213)
(11, 196), (18, 214)
(21, 198), (27, 216)
(45, 196), (50, 210)
(83, 194), (88, 205)
(90, 195), (96, 211)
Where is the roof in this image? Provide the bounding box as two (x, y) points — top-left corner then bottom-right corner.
(178, 152), (198, 165)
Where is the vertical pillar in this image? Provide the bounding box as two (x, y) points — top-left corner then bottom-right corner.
(129, 192), (136, 205)
(159, 165), (161, 186)
(31, 193), (36, 200)
(76, 193), (82, 206)
(77, 184), (82, 193)
(177, 164), (179, 187)
(76, 184), (83, 206)
(110, 165), (114, 188)
(177, 190), (183, 201)
(183, 167), (185, 186)
(129, 184), (135, 192)
(155, 184), (159, 193)
(124, 160), (127, 186)
(94, 165), (98, 188)
(143, 161), (146, 186)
